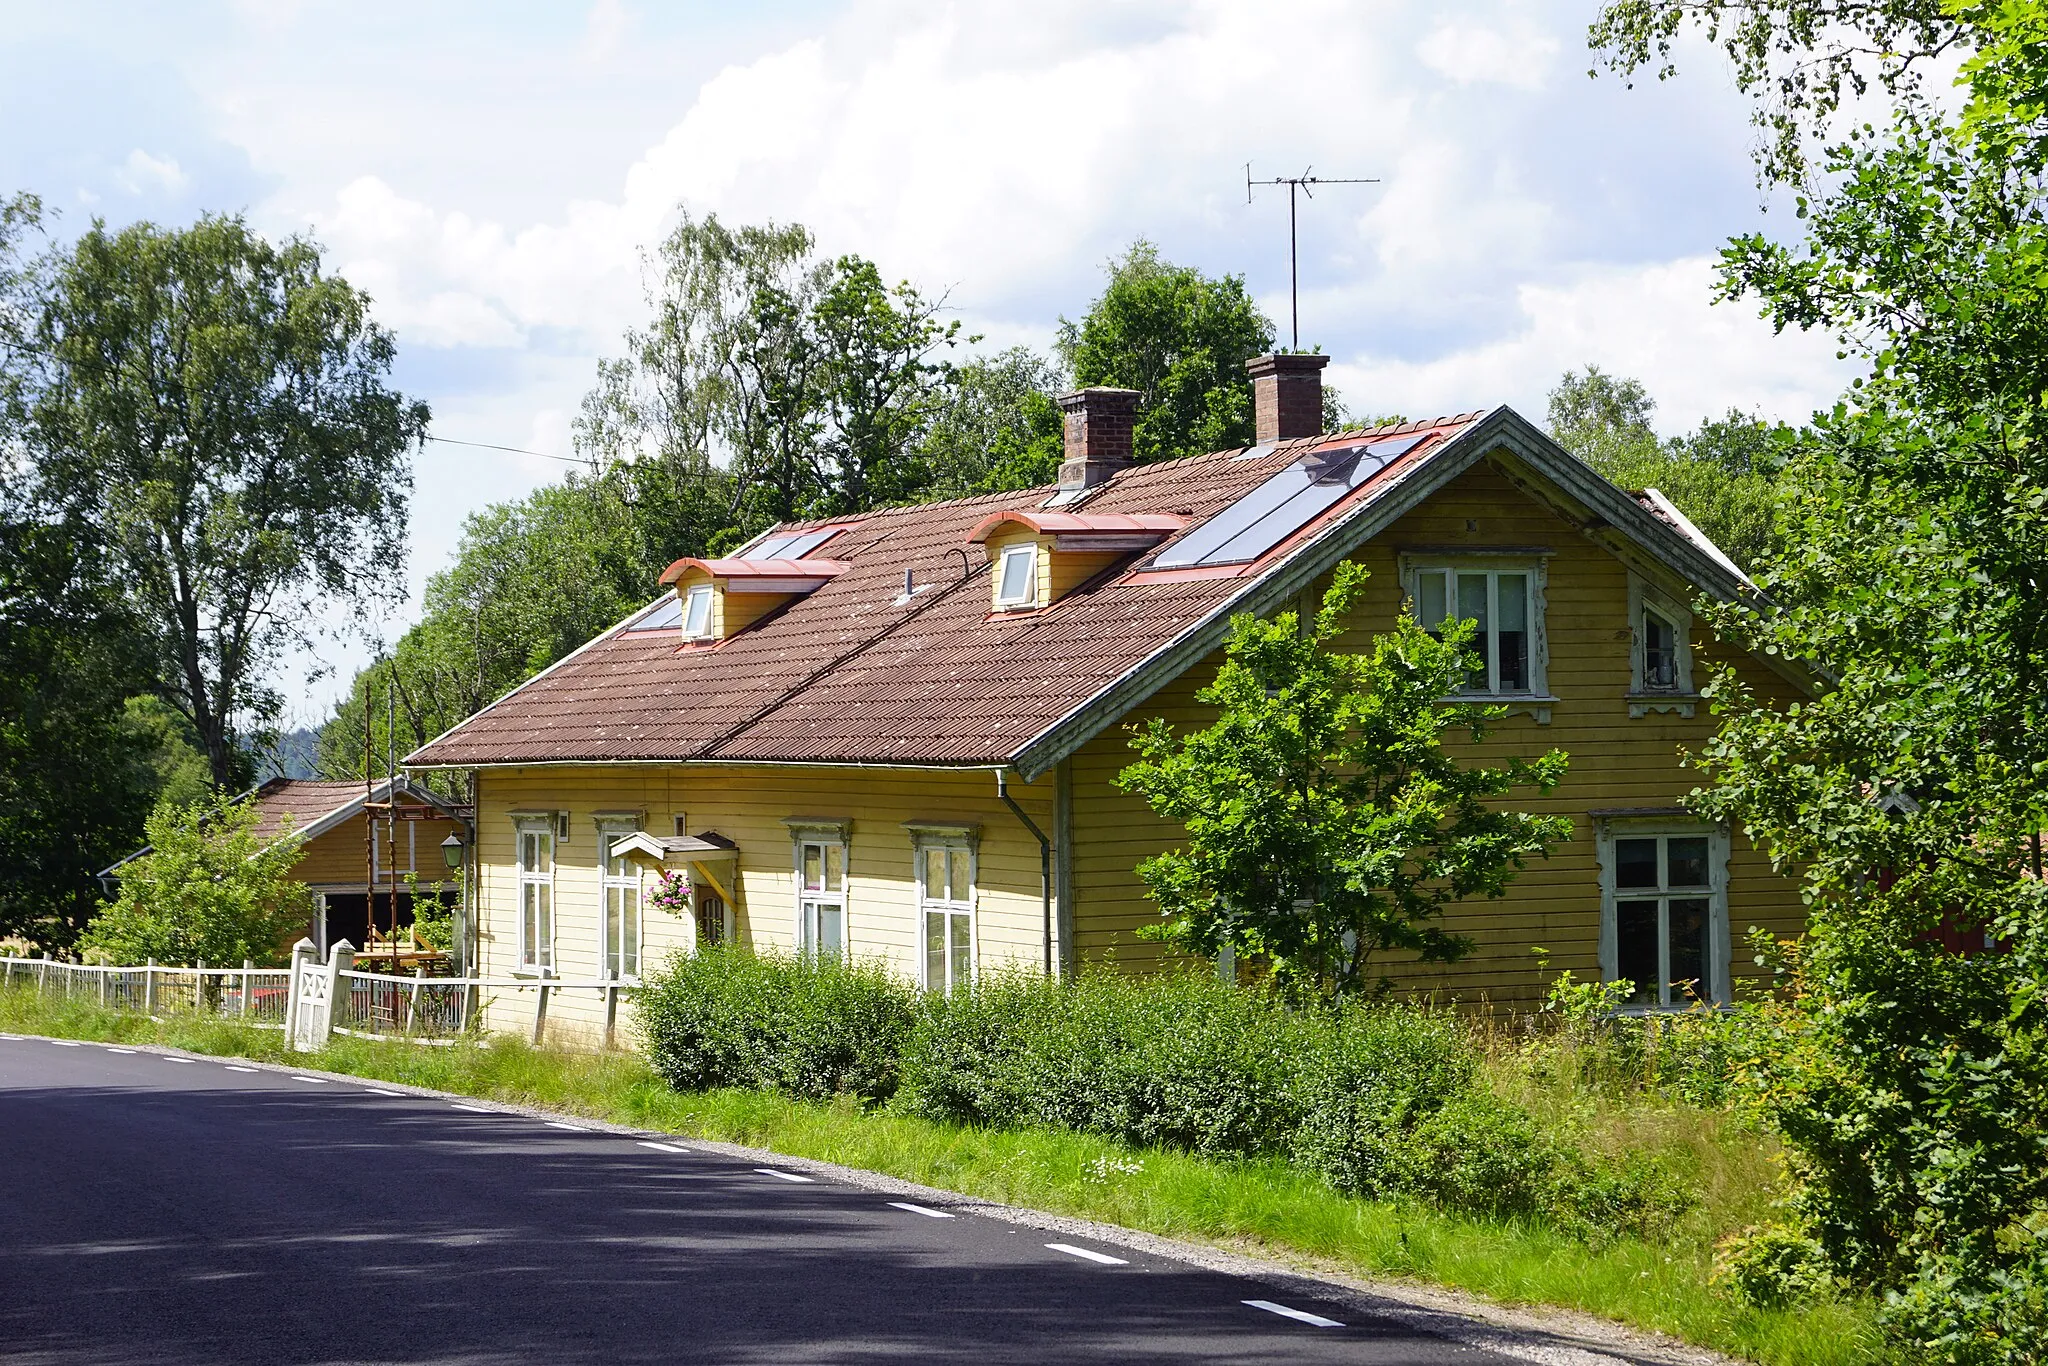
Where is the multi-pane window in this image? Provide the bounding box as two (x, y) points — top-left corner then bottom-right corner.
(918, 844), (973, 994)
(797, 838), (846, 958)
(598, 822), (641, 980)
(516, 822), (554, 973)
(681, 584), (714, 639)
(1608, 832), (1720, 1007)
(1413, 566), (1535, 694)
(995, 543), (1037, 608)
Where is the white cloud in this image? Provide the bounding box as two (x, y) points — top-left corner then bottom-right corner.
(116, 149), (189, 195)
(1415, 16), (1560, 91)
(1330, 256), (1852, 433)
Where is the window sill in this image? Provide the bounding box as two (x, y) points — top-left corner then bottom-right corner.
(1444, 692), (1560, 724)
(1625, 692), (1702, 719)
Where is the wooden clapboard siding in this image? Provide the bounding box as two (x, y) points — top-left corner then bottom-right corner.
(472, 763), (1056, 1038)
(1065, 457), (1808, 1008)
(291, 815), (465, 891)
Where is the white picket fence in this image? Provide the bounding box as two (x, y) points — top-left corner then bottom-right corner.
(3, 941), (639, 1051)
(1, 955), (293, 1027)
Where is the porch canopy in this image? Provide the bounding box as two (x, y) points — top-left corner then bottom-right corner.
(611, 831), (740, 905)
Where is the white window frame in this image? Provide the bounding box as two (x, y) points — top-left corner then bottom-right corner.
(1626, 572), (1699, 717)
(681, 583), (715, 639)
(370, 822), (417, 874)
(994, 542), (1038, 609)
(595, 815), (644, 982)
(1595, 816), (1731, 1008)
(1400, 553), (1552, 705)
(785, 819), (850, 959)
(907, 823), (978, 994)
(512, 815), (556, 975)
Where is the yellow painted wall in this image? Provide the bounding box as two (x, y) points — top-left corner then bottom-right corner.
(1066, 457), (1808, 1008)
(471, 764), (1056, 1044)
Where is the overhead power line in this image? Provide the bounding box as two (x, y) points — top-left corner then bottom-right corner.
(423, 435), (586, 466)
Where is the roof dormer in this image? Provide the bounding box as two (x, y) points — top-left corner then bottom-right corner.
(655, 556), (849, 641)
(966, 510), (1186, 612)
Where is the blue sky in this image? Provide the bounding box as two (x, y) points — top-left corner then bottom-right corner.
(1, 0), (1851, 720)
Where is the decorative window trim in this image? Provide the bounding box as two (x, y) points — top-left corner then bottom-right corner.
(1397, 552), (1554, 722)
(909, 826), (977, 994)
(1594, 814), (1731, 1008)
(784, 818), (850, 957)
(1626, 572), (1699, 718)
(595, 814), (644, 983)
(512, 814), (556, 976)
(994, 542), (1039, 610)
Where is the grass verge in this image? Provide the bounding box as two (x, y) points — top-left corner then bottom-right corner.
(0, 986), (1880, 1366)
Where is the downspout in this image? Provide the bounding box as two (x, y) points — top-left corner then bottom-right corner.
(996, 769), (1053, 977)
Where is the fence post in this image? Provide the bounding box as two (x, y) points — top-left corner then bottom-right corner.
(406, 967), (425, 1037)
(196, 958), (206, 1016)
(532, 977), (551, 1047)
(143, 959), (156, 1015)
(603, 981), (619, 1051)
(241, 960), (253, 1019)
(39, 952), (51, 996)
(284, 938), (314, 1043)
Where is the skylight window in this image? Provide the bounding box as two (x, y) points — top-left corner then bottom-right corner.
(747, 527), (840, 560)
(1153, 433), (1427, 569)
(994, 543), (1037, 608)
(623, 595), (685, 633)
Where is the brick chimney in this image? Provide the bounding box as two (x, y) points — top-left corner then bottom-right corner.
(1056, 387), (1140, 495)
(1246, 353), (1329, 444)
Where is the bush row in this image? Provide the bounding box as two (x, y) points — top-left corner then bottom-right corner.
(635, 947), (1694, 1235)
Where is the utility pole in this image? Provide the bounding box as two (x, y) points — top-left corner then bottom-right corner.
(1246, 164), (1378, 352)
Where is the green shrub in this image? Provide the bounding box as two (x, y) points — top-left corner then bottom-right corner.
(904, 970), (1305, 1157)
(635, 946), (916, 1104)
(1717, 1224), (1837, 1309)
(642, 952), (1698, 1238)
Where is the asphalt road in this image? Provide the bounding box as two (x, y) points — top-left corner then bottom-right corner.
(0, 1036), (1524, 1365)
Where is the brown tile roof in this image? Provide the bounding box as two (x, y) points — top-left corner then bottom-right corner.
(249, 779), (374, 843)
(405, 416), (1487, 772)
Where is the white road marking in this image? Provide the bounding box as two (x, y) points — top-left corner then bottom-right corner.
(224, 1066), (258, 1073)
(289, 1076), (327, 1084)
(1243, 1300), (1344, 1328)
(0, 1034), (20, 1040)
(1047, 1244), (1128, 1266)
(754, 1168), (815, 1183)
(888, 1201), (955, 1219)
(544, 1122), (589, 1132)
(105, 1048), (136, 1055)
(160, 1056), (191, 1064)
(637, 1141), (691, 1154)
(449, 1103), (493, 1113)
(360, 1088), (403, 1097)
(50, 1040), (81, 1047)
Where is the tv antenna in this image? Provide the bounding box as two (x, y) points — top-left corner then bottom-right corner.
(1247, 164), (1378, 351)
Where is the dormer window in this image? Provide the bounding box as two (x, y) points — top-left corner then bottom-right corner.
(656, 550), (849, 642)
(681, 584), (714, 639)
(967, 510), (1186, 615)
(995, 544), (1038, 609)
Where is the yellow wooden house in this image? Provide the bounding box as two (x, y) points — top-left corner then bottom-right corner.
(100, 776), (470, 959)
(406, 355), (1808, 1040)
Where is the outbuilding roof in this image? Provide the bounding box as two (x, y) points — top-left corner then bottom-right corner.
(405, 407), (1757, 780)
